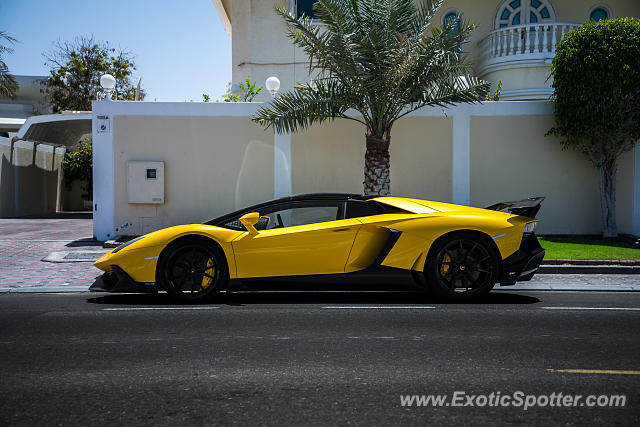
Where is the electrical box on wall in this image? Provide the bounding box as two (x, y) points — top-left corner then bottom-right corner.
(127, 161), (165, 204)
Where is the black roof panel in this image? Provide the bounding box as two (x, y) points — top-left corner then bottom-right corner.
(283, 192), (362, 201)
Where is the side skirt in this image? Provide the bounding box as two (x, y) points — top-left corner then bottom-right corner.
(235, 266), (422, 292)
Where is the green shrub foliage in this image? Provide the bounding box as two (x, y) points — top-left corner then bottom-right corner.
(62, 139), (93, 200)
(548, 18), (640, 237)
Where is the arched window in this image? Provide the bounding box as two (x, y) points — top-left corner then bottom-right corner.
(292, 0), (318, 19)
(441, 9), (462, 51)
(589, 5), (611, 21)
(495, 0), (556, 29)
(442, 9), (460, 26)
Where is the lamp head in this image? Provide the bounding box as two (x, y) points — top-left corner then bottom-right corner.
(100, 74), (116, 101)
(100, 74), (116, 90)
(230, 83), (241, 95)
(265, 76), (280, 97)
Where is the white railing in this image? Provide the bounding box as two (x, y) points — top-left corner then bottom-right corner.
(477, 22), (579, 71)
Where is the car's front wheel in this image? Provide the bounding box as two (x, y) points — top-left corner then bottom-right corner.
(425, 232), (499, 301)
(157, 238), (227, 303)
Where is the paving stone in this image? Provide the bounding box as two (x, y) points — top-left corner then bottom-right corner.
(0, 218), (102, 288)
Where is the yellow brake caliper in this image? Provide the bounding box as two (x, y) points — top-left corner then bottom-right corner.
(440, 253), (451, 277)
(200, 259), (215, 290)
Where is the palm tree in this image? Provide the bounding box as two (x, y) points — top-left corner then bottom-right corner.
(0, 31), (19, 98)
(253, 0), (489, 195)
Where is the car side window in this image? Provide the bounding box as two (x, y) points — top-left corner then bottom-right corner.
(345, 200), (381, 218)
(223, 215), (270, 231)
(221, 201), (344, 231)
(223, 219), (243, 230)
(262, 203), (341, 229)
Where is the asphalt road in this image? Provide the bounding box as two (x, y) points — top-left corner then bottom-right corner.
(1, 290), (640, 426)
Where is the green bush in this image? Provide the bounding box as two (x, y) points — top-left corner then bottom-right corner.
(548, 18), (640, 237)
(223, 76), (262, 102)
(62, 139), (92, 200)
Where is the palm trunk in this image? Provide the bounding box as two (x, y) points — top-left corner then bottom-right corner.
(598, 157), (617, 238)
(363, 134), (390, 196)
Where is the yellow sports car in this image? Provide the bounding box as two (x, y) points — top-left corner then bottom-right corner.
(91, 193), (545, 302)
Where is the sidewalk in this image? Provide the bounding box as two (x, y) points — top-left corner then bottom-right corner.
(0, 215), (105, 290)
(0, 216), (639, 293)
(500, 274), (640, 291)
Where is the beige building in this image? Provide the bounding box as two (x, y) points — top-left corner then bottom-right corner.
(0, 75), (51, 135)
(212, 0), (640, 101)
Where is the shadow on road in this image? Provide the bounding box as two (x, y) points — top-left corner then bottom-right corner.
(9, 212), (93, 219)
(86, 289), (540, 306)
(65, 238), (104, 248)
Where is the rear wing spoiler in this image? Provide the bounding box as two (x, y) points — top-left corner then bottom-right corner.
(485, 197), (545, 218)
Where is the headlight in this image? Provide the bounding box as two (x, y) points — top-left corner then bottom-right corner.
(524, 222), (537, 233)
(112, 236), (145, 253)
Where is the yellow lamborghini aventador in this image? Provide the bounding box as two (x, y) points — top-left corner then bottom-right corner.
(91, 193), (545, 302)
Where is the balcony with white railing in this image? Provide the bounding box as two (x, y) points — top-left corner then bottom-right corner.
(476, 22), (579, 99)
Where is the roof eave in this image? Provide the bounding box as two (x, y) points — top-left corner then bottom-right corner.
(212, 0), (231, 36)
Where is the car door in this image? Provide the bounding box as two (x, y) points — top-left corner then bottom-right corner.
(231, 201), (362, 278)
(342, 200), (423, 272)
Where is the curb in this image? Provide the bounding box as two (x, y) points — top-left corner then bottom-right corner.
(542, 259), (640, 266)
(0, 286), (90, 293)
(538, 265), (640, 274)
(496, 284), (640, 291)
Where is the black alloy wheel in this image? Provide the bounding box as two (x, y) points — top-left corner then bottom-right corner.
(425, 233), (499, 300)
(158, 239), (227, 302)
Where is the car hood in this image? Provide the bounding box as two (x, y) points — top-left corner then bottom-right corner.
(108, 224), (237, 254)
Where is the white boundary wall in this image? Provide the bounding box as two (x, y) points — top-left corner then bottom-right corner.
(0, 137), (66, 217)
(92, 100), (640, 240)
(92, 101), (270, 240)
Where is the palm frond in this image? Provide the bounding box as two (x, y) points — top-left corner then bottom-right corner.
(0, 31), (18, 98)
(253, 79), (365, 134)
(255, 0), (488, 138)
(0, 32), (16, 56)
(409, 0), (442, 41)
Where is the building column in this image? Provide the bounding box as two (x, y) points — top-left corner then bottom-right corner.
(13, 141), (20, 216)
(42, 146), (47, 212)
(633, 142), (640, 237)
(274, 131), (292, 199)
(92, 102), (115, 240)
(452, 114), (471, 205)
(55, 147), (65, 212)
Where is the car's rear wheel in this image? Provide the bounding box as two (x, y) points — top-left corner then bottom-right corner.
(425, 233), (499, 301)
(158, 238), (227, 303)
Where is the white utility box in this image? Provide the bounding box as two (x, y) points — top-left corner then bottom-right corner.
(127, 161), (165, 204)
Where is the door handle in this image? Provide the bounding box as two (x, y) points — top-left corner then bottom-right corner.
(332, 228), (351, 232)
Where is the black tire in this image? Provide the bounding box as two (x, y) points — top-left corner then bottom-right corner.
(157, 238), (228, 303)
(424, 232), (499, 301)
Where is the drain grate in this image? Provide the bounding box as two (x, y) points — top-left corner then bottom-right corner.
(63, 252), (103, 261)
(42, 251), (108, 263)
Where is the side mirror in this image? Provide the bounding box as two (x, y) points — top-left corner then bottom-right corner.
(239, 212), (260, 235)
